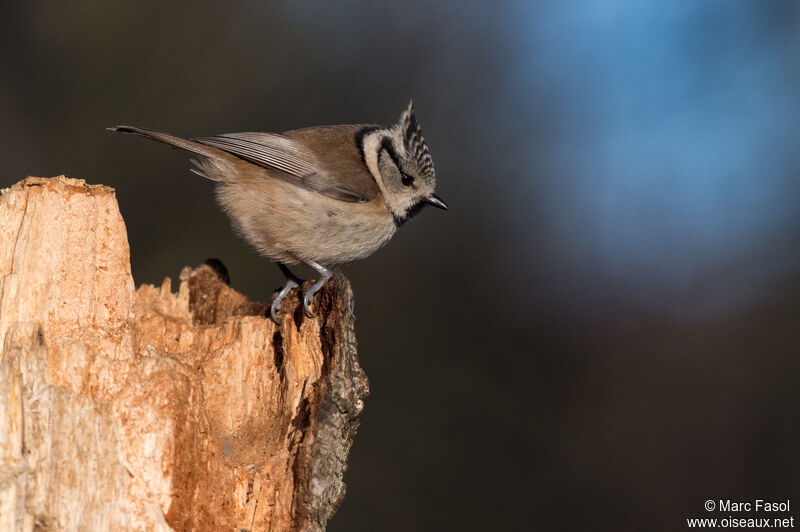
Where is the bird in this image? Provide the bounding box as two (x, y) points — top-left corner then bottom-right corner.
(108, 101), (447, 323)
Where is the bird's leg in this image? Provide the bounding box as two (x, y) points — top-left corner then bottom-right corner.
(270, 263), (304, 324)
(302, 260), (333, 318)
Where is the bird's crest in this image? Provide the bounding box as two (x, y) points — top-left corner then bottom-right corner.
(399, 101), (435, 181)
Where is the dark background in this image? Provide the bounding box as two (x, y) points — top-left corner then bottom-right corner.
(2, 1), (799, 530)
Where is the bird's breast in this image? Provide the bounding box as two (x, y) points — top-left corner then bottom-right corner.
(216, 179), (396, 265)
(302, 199), (397, 265)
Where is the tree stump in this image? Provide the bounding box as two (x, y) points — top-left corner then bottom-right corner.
(0, 176), (368, 531)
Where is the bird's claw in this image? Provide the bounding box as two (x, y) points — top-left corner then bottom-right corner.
(269, 302), (281, 324)
(272, 260), (331, 323)
(303, 291), (315, 318)
(301, 273), (331, 319)
(270, 278), (298, 324)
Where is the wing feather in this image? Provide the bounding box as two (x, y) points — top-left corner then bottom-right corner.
(192, 133), (316, 176)
(191, 130), (379, 203)
(191, 132), (376, 203)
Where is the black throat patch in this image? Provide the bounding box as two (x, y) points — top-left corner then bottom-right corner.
(393, 200), (428, 227)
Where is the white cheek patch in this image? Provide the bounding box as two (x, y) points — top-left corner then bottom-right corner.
(363, 129), (417, 218)
(362, 131), (384, 190)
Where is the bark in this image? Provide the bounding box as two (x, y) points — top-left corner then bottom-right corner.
(0, 176), (368, 531)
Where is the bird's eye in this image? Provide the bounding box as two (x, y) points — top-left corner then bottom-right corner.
(401, 173), (415, 187)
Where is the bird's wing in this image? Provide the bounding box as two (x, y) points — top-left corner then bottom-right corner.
(191, 131), (378, 203)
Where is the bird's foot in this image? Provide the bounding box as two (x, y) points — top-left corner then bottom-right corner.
(270, 278), (298, 324)
(302, 261), (333, 317)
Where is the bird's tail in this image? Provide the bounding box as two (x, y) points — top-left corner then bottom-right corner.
(108, 125), (236, 181)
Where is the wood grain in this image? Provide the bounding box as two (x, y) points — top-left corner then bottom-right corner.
(0, 176), (368, 531)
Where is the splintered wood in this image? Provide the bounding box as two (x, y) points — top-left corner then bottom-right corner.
(0, 177), (368, 532)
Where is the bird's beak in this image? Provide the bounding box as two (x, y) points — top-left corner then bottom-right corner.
(423, 193), (449, 210)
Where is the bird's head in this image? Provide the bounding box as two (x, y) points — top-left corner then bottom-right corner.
(360, 101), (448, 225)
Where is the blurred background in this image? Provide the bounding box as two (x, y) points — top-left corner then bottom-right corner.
(2, 1), (799, 529)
